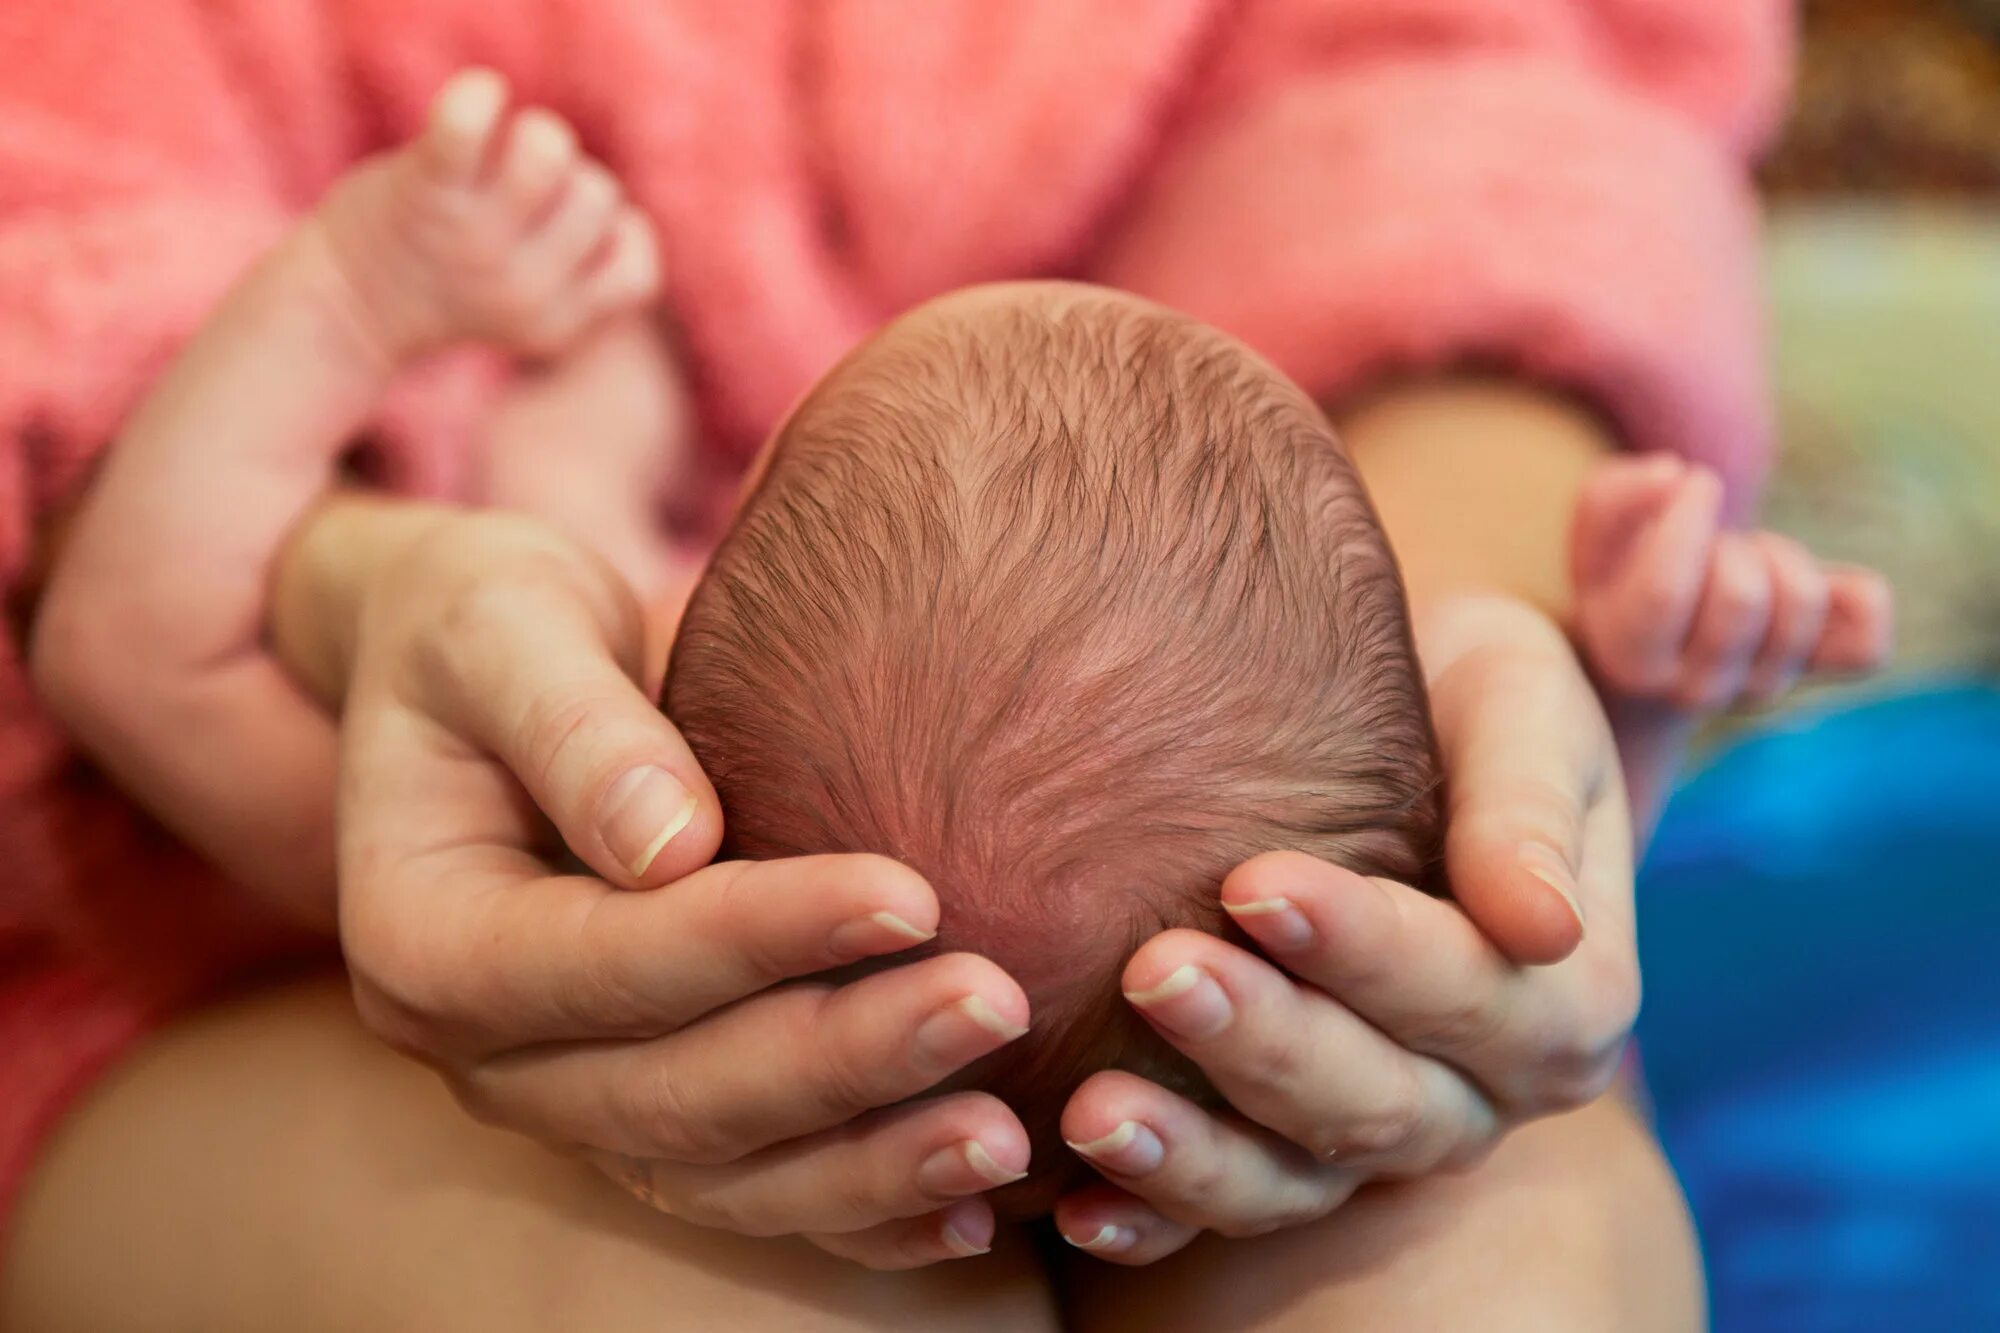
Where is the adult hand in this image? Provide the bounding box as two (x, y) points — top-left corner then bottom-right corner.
(329, 508), (1034, 1269)
(1052, 595), (1641, 1262)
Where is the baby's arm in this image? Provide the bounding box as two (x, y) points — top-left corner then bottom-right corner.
(31, 70), (658, 923)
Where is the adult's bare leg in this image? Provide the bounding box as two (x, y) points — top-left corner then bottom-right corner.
(2, 973), (1058, 1333)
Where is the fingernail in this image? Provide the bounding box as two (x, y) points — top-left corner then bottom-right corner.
(1066, 1223), (1138, 1254)
(912, 995), (1028, 1071)
(940, 1222), (991, 1258)
(1518, 842), (1584, 930)
(1221, 896), (1315, 951)
(917, 1139), (1028, 1195)
(598, 766), (697, 877)
(1124, 964), (1234, 1040)
(1065, 1120), (1166, 1176)
(826, 910), (935, 959)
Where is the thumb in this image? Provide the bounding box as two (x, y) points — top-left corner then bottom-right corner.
(1419, 597), (1604, 965)
(419, 569), (723, 888)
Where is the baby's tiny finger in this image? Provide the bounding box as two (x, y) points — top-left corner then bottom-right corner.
(1675, 533), (1770, 709)
(1815, 568), (1895, 675)
(422, 69), (509, 180)
(1594, 465), (1723, 693)
(1744, 533), (1830, 703)
(578, 208), (662, 309)
(493, 107), (579, 226)
(1571, 453), (1685, 588)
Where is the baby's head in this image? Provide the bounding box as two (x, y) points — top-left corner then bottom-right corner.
(665, 284), (1440, 1211)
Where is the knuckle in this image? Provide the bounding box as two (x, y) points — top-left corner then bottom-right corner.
(627, 1066), (733, 1166)
(672, 1189), (741, 1233)
(705, 864), (792, 985)
(1175, 1154), (1234, 1218)
(1324, 1074), (1427, 1160)
(1239, 1034), (1307, 1098)
(516, 689), (607, 794)
(443, 1072), (509, 1129)
(1216, 1215), (1279, 1240)
(346, 911), (460, 1034)
(804, 997), (885, 1117)
(1402, 993), (1510, 1059)
(1633, 573), (1689, 624)
(351, 979), (450, 1061)
(1496, 775), (1580, 856)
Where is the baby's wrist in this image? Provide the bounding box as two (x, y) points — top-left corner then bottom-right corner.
(292, 174), (448, 371)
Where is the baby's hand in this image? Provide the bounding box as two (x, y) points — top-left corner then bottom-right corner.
(317, 68), (659, 359)
(1571, 454), (1892, 712)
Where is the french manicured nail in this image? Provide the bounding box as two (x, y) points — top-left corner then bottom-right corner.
(917, 1139), (1027, 1196)
(1065, 1120), (1166, 1176)
(826, 910), (935, 958)
(940, 1222), (991, 1258)
(1518, 842), (1584, 930)
(598, 766), (697, 877)
(1066, 1223), (1138, 1254)
(912, 995), (1028, 1070)
(1222, 896), (1315, 950)
(1124, 964), (1234, 1039)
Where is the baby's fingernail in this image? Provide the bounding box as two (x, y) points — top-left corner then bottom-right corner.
(598, 766), (697, 878)
(918, 1139), (1027, 1196)
(1125, 964), (1234, 1040)
(1065, 1120), (1166, 1176)
(1221, 896), (1315, 950)
(912, 995), (1028, 1071)
(940, 1221), (991, 1259)
(1519, 842), (1584, 930)
(1066, 1223), (1138, 1254)
(827, 910), (935, 959)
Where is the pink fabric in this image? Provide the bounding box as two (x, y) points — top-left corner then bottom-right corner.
(0, 0), (1789, 1235)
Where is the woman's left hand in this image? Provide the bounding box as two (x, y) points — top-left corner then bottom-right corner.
(1052, 595), (1642, 1263)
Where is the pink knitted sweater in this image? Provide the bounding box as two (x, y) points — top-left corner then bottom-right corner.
(0, 0), (1788, 1234)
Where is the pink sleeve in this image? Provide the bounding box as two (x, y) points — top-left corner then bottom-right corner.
(1091, 0), (1792, 511)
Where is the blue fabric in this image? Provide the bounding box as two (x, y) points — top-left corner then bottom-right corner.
(1636, 683), (2000, 1331)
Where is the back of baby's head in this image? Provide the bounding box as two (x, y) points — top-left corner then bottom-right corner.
(665, 284), (1440, 1208)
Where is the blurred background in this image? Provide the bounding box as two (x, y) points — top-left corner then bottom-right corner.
(1635, 1), (2000, 1327)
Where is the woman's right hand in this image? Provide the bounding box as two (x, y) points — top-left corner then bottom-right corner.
(321, 506), (1033, 1269)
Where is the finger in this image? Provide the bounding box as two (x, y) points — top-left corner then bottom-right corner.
(1675, 533), (1771, 709)
(576, 207), (662, 309)
(1586, 465), (1724, 693)
(492, 107), (579, 226)
(341, 720), (945, 1044)
(519, 161), (622, 278)
(421, 68), (510, 181)
(1059, 1072), (1360, 1240)
(1052, 1184), (1200, 1266)
(586, 1091), (1027, 1237)
(399, 556), (720, 887)
(1813, 567), (1894, 675)
(1743, 533), (1830, 703)
(1420, 598), (1607, 963)
(463, 952), (1030, 1161)
(805, 1199), (999, 1269)
(1570, 452), (1685, 588)
(1118, 931), (1497, 1173)
(1219, 852), (1634, 1116)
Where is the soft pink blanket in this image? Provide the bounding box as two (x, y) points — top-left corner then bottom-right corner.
(0, 0), (1788, 1232)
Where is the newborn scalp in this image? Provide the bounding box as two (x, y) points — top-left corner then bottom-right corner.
(666, 282), (1441, 1209)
